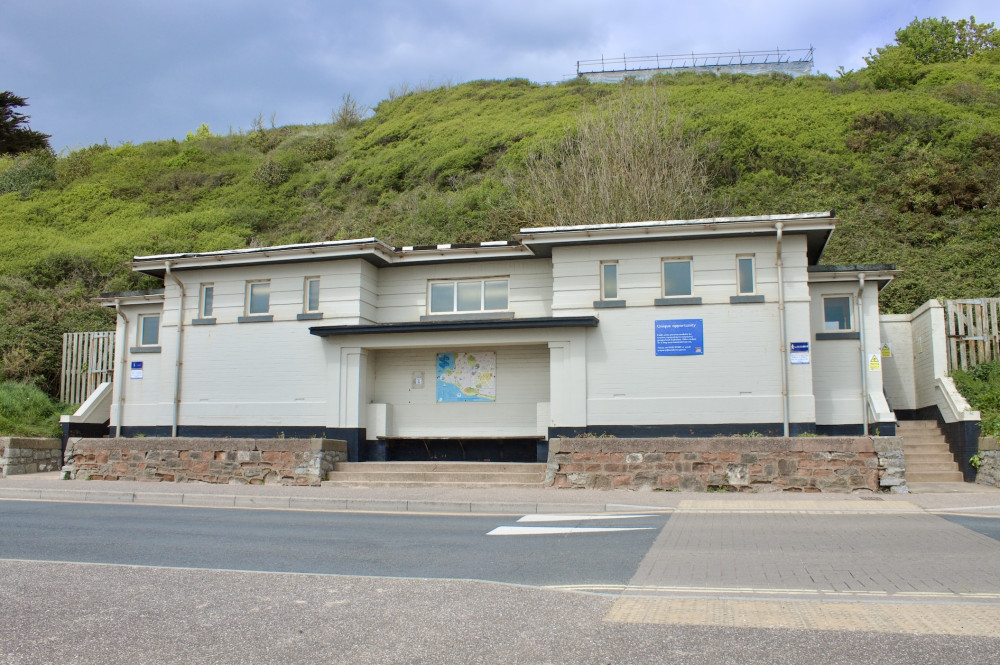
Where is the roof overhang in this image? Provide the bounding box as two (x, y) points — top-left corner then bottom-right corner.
(309, 316), (599, 337)
(515, 211), (837, 264)
(807, 264), (899, 291)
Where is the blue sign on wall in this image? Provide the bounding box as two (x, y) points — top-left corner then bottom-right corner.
(655, 319), (704, 356)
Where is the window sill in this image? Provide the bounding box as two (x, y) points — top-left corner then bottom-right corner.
(419, 311), (515, 322)
(655, 296), (702, 307)
(130, 346), (161, 354)
(593, 300), (626, 309)
(730, 295), (765, 304)
(816, 331), (860, 340)
(238, 314), (274, 323)
(297, 312), (324, 321)
(192, 318), (216, 326)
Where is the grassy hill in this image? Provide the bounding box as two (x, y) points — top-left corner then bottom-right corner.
(2, 55), (1000, 398)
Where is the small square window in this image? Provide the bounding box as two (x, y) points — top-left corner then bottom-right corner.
(138, 314), (160, 346)
(304, 278), (320, 312)
(483, 280), (508, 310)
(663, 260), (692, 297)
(199, 284), (214, 318)
(601, 263), (618, 300)
(430, 282), (455, 313)
(737, 256), (755, 294)
(247, 281), (270, 315)
(824, 296), (853, 331)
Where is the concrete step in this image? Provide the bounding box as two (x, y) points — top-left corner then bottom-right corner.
(902, 435), (950, 445)
(327, 462), (547, 487)
(905, 470), (966, 483)
(905, 452), (960, 465)
(897, 420), (943, 431)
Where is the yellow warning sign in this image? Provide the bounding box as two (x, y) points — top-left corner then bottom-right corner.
(881, 343), (892, 358)
(869, 354), (881, 371)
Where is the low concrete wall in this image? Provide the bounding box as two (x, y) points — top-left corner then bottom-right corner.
(975, 436), (1000, 488)
(64, 437), (347, 486)
(547, 437), (885, 493)
(0, 437), (62, 477)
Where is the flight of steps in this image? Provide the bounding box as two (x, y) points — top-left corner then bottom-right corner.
(325, 461), (547, 488)
(898, 420), (965, 483)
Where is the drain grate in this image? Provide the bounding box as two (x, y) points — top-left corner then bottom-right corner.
(858, 495), (884, 501)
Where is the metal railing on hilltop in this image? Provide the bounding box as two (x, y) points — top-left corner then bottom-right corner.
(576, 47), (814, 75)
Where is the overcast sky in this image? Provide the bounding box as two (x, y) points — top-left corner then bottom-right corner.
(4, 1), (996, 152)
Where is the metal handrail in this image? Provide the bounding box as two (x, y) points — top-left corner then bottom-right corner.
(577, 47), (814, 75)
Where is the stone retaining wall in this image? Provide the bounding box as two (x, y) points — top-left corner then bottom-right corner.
(64, 437), (347, 486)
(975, 436), (1000, 488)
(547, 436), (889, 493)
(1, 437), (62, 477)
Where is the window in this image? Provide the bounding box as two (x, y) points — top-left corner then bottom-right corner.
(823, 295), (853, 331)
(246, 280), (270, 315)
(199, 284), (214, 318)
(737, 256), (755, 294)
(662, 260), (692, 297)
(304, 277), (320, 312)
(601, 262), (618, 300)
(138, 314), (160, 346)
(429, 278), (508, 313)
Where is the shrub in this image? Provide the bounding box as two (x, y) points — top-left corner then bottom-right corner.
(0, 380), (66, 437)
(951, 360), (1000, 436)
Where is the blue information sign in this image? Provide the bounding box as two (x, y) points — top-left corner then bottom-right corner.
(130, 361), (143, 370)
(655, 319), (704, 356)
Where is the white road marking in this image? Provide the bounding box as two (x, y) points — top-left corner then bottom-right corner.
(487, 525), (655, 536)
(517, 514), (655, 523)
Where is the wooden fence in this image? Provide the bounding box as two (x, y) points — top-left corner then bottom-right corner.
(61, 331), (116, 404)
(946, 299), (1000, 372)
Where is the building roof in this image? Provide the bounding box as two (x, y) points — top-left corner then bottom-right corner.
(128, 211), (838, 276)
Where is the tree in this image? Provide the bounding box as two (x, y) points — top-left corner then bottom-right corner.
(865, 15), (998, 77)
(0, 91), (50, 156)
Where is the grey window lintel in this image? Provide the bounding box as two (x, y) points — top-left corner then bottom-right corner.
(655, 297), (702, 307)
(730, 295), (765, 304)
(816, 331), (861, 340)
(593, 300), (626, 309)
(238, 314), (274, 323)
(129, 346), (161, 354)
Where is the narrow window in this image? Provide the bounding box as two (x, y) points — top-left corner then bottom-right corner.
(823, 296), (853, 331)
(601, 262), (618, 300)
(304, 278), (320, 312)
(247, 281), (270, 315)
(662, 260), (692, 297)
(199, 284), (214, 318)
(737, 256), (755, 294)
(430, 282), (455, 313)
(138, 314), (160, 346)
(483, 279), (508, 310)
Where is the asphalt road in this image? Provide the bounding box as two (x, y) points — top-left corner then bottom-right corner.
(4, 499), (1000, 665)
(0, 501), (668, 586)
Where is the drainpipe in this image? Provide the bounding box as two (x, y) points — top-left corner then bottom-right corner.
(857, 273), (868, 435)
(164, 261), (186, 437)
(114, 299), (129, 438)
(775, 222), (790, 437)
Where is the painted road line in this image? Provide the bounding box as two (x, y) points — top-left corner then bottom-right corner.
(487, 525), (655, 536)
(517, 514), (655, 523)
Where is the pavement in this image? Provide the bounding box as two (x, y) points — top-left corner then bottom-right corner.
(2, 471), (999, 515)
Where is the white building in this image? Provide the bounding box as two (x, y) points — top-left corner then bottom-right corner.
(98, 211), (898, 462)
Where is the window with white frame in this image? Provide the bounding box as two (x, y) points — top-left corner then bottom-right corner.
(304, 277), (320, 312)
(138, 314), (160, 346)
(246, 280), (270, 315)
(199, 284), (214, 318)
(662, 259), (692, 297)
(601, 262), (618, 300)
(429, 278), (508, 313)
(823, 295), (853, 331)
(737, 256), (756, 294)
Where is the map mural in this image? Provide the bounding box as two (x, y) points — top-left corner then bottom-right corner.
(436, 352), (497, 402)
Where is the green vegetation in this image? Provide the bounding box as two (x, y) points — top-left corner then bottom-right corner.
(951, 361), (1000, 436)
(0, 381), (66, 437)
(0, 91), (50, 156)
(0, 16), (998, 429)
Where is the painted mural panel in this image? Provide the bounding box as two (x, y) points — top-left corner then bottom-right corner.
(436, 351), (497, 402)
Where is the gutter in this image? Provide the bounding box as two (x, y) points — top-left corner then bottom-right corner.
(164, 261), (186, 437)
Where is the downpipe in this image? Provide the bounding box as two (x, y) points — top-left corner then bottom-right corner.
(775, 222), (790, 437)
(857, 273), (868, 436)
(114, 299), (128, 438)
(165, 261), (186, 438)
